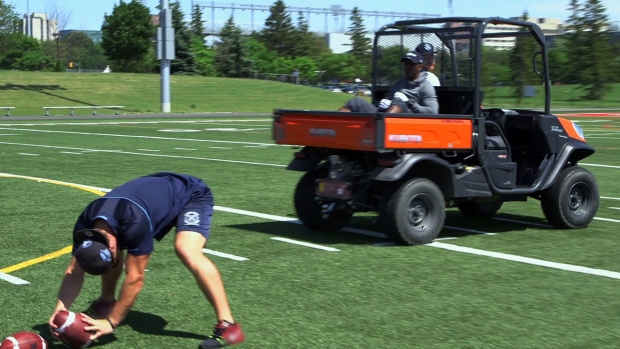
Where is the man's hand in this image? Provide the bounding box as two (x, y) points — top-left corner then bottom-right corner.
(378, 99), (392, 110)
(393, 92), (409, 102)
(48, 307), (68, 338)
(82, 314), (115, 340)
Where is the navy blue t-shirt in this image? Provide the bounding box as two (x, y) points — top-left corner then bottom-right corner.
(73, 172), (214, 255)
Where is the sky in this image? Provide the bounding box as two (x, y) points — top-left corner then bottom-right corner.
(11, 0), (620, 32)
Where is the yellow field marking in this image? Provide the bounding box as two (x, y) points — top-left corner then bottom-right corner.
(0, 246), (73, 273)
(0, 173), (105, 275)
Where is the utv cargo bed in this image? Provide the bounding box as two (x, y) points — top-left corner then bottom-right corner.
(273, 109), (473, 152)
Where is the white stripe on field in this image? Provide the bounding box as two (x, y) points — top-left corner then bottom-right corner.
(271, 237), (340, 251)
(60, 151), (82, 155)
(174, 148), (196, 151)
(0, 272), (29, 285)
(444, 225), (497, 235)
(491, 217), (553, 228)
(428, 242), (620, 280)
(18, 153), (38, 156)
(609, 207), (620, 210)
(593, 217), (620, 223)
(202, 249), (249, 261)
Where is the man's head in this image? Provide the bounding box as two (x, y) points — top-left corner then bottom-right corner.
(73, 228), (117, 275)
(416, 43), (437, 71)
(400, 51), (424, 80)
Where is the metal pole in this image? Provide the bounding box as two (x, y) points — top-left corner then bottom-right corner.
(26, 0), (30, 37)
(160, 0), (173, 113)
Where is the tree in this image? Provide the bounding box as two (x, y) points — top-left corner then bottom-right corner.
(0, 34), (53, 71)
(346, 7), (372, 80)
(260, 0), (295, 57)
(170, 1), (196, 75)
(508, 11), (540, 103)
(291, 12), (314, 59)
(564, 0), (613, 99)
(190, 3), (205, 39)
(0, 0), (18, 34)
(215, 16), (247, 77)
(101, 0), (154, 72)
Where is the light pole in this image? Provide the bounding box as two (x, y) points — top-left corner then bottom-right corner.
(52, 32), (60, 71)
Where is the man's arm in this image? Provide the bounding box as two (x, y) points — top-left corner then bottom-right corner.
(48, 257), (86, 332)
(409, 82), (439, 114)
(83, 253), (151, 340)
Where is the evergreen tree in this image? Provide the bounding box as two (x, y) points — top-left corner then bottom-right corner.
(215, 16), (246, 77)
(190, 3), (205, 39)
(101, 0), (154, 72)
(579, 0), (613, 99)
(170, 1), (197, 75)
(564, 0), (613, 98)
(346, 7), (372, 80)
(261, 0), (295, 57)
(291, 11), (313, 58)
(508, 11), (540, 103)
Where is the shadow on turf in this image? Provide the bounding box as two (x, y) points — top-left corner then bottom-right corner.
(227, 210), (552, 245)
(32, 310), (203, 347)
(0, 83), (100, 106)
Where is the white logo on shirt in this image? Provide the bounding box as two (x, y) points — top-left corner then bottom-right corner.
(183, 211), (201, 226)
(82, 240), (92, 248)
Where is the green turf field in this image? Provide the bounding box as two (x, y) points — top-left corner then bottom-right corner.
(1, 115), (619, 348)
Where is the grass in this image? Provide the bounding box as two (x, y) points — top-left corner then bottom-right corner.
(0, 115), (620, 348)
(0, 70), (354, 116)
(1, 70), (619, 117)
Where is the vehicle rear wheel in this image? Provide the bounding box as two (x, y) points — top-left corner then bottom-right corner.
(457, 200), (503, 217)
(541, 166), (599, 228)
(294, 170), (353, 231)
(381, 178), (445, 245)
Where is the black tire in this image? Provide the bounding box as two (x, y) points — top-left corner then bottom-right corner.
(457, 200), (503, 217)
(294, 170), (353, 231)
(541, 166), (599, 228)
(381, 178), (446, 245)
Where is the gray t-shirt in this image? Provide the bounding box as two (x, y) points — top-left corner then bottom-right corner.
(389, 71), (439, 114)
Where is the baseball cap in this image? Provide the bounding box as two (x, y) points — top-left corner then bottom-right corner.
(416, 43), (437, 55)
(401, 51), (424, 64)
(73, 229), (114, 275)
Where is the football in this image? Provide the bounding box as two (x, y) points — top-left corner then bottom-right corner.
(0, 331), (47, 349)
(50, 310), (93, 349)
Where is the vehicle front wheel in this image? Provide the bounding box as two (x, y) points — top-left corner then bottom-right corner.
(294, 170), (353, 231)
(541, 166), (599, 228)
(380, 178), (446, 245)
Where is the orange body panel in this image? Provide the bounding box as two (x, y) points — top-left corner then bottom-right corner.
(383, 118), (473, 149)
(274, 113), (376, 151)
(557, 117), (586, 142)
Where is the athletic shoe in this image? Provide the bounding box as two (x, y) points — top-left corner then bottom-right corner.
(83, 298), (116, 319)
(198, 320), (245, 348)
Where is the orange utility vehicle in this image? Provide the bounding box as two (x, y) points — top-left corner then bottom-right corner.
(273, 17), (600, 245)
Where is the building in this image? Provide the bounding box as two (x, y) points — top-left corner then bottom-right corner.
(481, 17), (563, 50)
(21, 13), (58, 41)
(59, 30), (103, 43)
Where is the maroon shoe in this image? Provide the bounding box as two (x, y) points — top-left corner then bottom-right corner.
(83, 298), (116, 319)
(198, 320), (245, 348)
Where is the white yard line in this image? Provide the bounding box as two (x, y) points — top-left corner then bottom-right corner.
(60, 151), (82, 155)
(0, 127), (282, 147)
(428, 242), (620, 280)
(0, 272), (29, 285)
(271, 237), (340, 251)
(17, 153), (39, 156)
(0, 142), (286, 167)
(202, 249), (249, 261)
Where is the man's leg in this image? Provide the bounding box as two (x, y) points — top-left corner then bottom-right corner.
(175, 230), (233, 322)
(340, 97), (378, 113)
